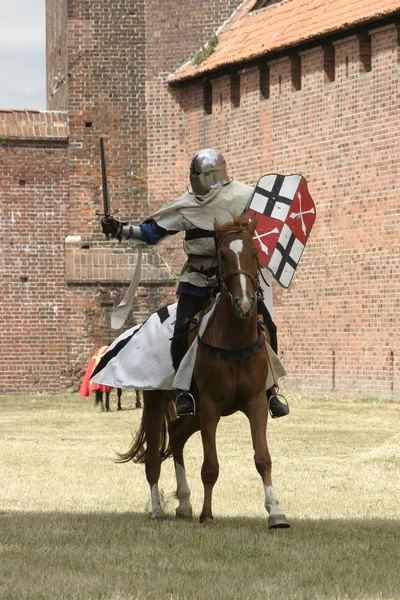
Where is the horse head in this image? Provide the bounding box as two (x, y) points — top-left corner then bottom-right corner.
(214, 213), (259, 318)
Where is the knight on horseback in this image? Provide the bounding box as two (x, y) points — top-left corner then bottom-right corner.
(101, 149), (289, 419)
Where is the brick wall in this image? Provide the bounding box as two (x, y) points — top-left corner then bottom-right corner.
(169, 24), (399, 399)
(0, 110), (69, 392)
(2, 3), (397, 398)
(45, 0), (247, 385)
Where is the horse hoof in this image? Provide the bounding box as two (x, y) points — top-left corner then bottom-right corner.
(200, 517), (217, 527)
(268, 514), (290, 529)
(176, 507), (193, 520)
(150, 512), (166, 521)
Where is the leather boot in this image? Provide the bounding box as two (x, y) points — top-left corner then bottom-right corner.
(268, 394), (289, 418)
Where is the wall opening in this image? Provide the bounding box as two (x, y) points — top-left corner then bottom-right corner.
(359, 35), (372, 73)
(259, 65), (270, 100)
(203, 81), (212, 115)
(230, 73), (240, 108)
(323, 45), (335, 83)
(291, 55), (301, 92)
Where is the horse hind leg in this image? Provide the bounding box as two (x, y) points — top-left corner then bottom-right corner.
(169, 416), (200, 519)
(143, 391), (172, 520)
(245, 398), (290, 529)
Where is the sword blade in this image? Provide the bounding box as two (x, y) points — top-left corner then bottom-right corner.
(100, 137), (110, 217)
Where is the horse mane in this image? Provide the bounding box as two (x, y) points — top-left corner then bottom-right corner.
(215, 212), (254, 236)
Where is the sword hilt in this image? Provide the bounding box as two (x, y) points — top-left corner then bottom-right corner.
(96, 209), (121, 240)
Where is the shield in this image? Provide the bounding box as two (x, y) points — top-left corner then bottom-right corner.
(247, 174), (316, 288)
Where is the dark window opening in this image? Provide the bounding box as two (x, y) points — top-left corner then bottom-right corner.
(345, 56), (349, 78)
(359, 35), (372, 73)
(203, 81), (212, 115)
(323, 45), (335, 83)
(85, 121), (92, 128)
(19, 180), (26, 186)
(291, 55), (301, 92)
(260, 65), (270, 100)
(230, 73), (240, 108)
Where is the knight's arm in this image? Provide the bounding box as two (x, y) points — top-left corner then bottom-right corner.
(101, 218), (169, 243)
(101, 211), (183, 243)
(120, 221), (170, 243)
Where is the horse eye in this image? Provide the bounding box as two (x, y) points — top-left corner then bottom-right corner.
(220, 253), (228, 262)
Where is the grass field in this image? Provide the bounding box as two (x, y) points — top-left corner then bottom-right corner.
(1, 393), (399, 600)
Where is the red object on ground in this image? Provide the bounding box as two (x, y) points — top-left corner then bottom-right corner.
(79, 346), (113, 396)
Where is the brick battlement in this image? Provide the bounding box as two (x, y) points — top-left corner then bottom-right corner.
(0, 110), (68, 140)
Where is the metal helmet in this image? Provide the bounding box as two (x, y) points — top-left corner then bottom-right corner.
(189, 148), (231, 195)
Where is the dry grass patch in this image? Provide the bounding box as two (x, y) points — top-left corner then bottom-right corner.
(0, 393), (399, 600)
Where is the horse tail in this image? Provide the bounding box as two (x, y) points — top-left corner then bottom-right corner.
(116, 390), (176, 464)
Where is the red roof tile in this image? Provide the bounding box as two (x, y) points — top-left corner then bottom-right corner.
(168, 0), (400, 83)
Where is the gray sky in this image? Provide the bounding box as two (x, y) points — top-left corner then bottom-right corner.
(0, 1), (46, 110)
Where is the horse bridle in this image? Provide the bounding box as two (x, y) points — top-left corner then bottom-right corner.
(215, 229), (262, 304)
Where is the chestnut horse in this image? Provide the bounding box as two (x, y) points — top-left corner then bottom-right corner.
(119, 214), (289, 528)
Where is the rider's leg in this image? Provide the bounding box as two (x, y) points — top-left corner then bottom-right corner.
(257, 301), (289, 419)
(171, 293), (207, 416)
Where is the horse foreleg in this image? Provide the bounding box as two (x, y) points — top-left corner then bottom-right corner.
(143, 392), (170, 520)
(199, 403), (220, 526)
(105, 392), (110, 412)
(245, 398), (290, 529)
(169, 416), (200, 519)
(117, 388), (122, 410)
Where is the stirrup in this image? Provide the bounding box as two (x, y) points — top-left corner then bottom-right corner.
(175, 391), (196, 417)
(268, 393), (289, 419)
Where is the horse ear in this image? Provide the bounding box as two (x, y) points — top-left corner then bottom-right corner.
(248, 212), (257, 234)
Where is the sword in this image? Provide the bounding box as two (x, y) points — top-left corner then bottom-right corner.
(96, 136), (119, 220)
